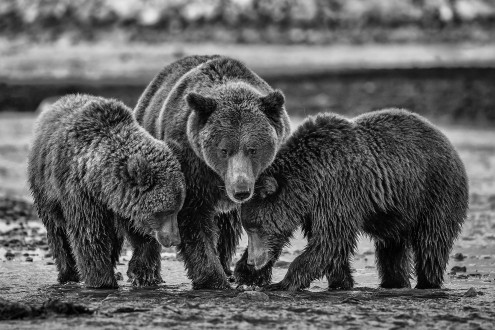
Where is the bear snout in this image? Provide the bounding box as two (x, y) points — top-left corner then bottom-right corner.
(226, 153), (255, 203)
(247, 231), (271, 270)
(152, 212), (181, 247)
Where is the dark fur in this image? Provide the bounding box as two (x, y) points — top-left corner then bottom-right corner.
(28, 94), (185, 288)
(134, 55), (291, 289)
(237, 109), (468, 291)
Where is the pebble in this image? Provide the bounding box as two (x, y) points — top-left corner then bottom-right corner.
(451, 266), (467, 272)
(453, 253), (466, 261)
(237, 291), (269, 302)
(25, 257), (33, 262)
(464, 287), (477, 297)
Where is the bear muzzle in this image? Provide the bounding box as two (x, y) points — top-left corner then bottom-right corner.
(152, 212), (181, 247)
(225, 153), (255, 203)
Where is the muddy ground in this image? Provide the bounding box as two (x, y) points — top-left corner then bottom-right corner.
(0, 114), (494, 329)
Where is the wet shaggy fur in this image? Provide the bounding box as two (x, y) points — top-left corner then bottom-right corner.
(237, 109), (468, 291)
(28, 94), (185, 288)
(134, 55), (291, 289)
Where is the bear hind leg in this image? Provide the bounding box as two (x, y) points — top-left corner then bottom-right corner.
(41, 205), (79, 283)
(412, 229), (451, 289)
(375, 240), (411, 289)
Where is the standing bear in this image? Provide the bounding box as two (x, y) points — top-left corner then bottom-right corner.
(134, 55), (291, 289)
(236, 109), (468, 291)
(28, 94), (185, 288)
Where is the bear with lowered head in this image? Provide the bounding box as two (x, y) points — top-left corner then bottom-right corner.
(237, 109), (468, 291)
(134, 55), (291, 289)
(28, 94), (185, 288)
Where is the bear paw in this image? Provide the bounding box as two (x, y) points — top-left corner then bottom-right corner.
(192, 277), (232, 290)
(127, 264), (163, 287)
(57, 270), (80, 284)
(328, 278), (355, 291)
(127, 272), (164, 287)
(234, 262), (272, 287)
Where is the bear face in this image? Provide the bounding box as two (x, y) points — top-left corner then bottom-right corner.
(107, 148), (185, 248)
(241, 175), (292, 269)
(185, 84), (286, 204)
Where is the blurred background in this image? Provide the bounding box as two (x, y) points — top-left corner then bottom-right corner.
(0, 0), (494, 200)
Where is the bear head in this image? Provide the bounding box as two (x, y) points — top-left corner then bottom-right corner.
(73, 97), (186, 248)
(185, 82), (290, 204)
(240, 175), (291, 270)
(122, 148), (185, 248)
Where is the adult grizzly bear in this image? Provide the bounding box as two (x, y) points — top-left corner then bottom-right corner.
(28, 94), (185, 288)
(236, 109), (468, 290)
(134, 55), (291, 289)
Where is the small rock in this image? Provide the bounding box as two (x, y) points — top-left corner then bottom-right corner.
(237, 291), (269, 301)
(363, 250), (374, 255)
(46, 261), (55, 265)
(453, 253), (466, 261)
(464, 287), (477, 297)
(115, 272), (123, 281)
(163, 305), (181, 314)
(25, 257), (33, 262)
(451, 266), (466, 272)
(5, 252), (15, 260)
(44, 253), (52, 258)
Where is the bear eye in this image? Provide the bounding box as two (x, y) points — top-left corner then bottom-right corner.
(220, 149), (228, 156)
(248, 148), (257, 156)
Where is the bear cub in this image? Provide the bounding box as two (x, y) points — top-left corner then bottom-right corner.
(28, 94), (185, 288)
(237, 109), (468, 291)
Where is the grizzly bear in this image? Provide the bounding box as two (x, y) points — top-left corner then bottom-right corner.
(134, 55), (291, 289)
(28, 94), (185, 288)
(236, 109), (468, 291)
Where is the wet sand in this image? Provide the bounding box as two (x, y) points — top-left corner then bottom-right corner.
(1, 115), (494, 329)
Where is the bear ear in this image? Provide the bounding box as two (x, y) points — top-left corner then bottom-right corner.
(258, 176), (279, 199)
(260, 90), (285, 113)
(126, 155), (154, 190)
(186, 92), (217, 122)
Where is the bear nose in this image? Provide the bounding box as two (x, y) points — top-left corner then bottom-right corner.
(234, 190), (251, 201)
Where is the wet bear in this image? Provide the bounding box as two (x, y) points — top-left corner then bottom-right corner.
(28, 94), (185, 288)
(236, 109), (468, 291)
(134, 55), (291, 289)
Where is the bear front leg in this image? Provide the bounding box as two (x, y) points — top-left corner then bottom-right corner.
(234, 248), (273, 287)
(216, 210), (243, 280)
(177, 207), (231, 290)
(265, 239), (355, 292)
(65, 204), (119, 289)
(326, 261), (355, 290)
(125, 225), (163, 286)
